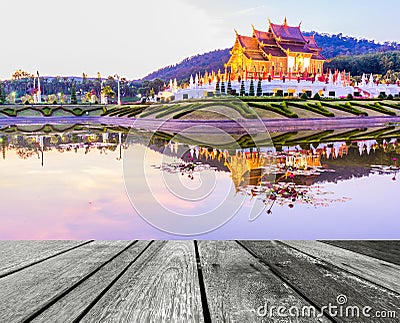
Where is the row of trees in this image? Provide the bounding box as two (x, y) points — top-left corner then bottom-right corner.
(141, 33), (400, 83)
(306, 32), (400, 59)
(0, 72), (167, 104)
(325, 51), (400, 81)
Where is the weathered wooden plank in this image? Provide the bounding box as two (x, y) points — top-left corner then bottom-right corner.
(282, 241), (400, 294)
(81, 241), (204, 323)
(241, 241), (400, 323)
(31, 241), (152, 322)
(198, 240), (331, 322)
(322, 241), (400, 266)
(0, 240), (91, 277)
(0, 241), (132, 322)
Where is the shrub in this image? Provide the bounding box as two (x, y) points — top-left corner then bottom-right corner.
(301, 93), (309, 100)
(0, 82), (6, 104)
(42, 107), (52, 116)
(248, 101), (298, 118)
(288, 101), (334, 117)
(21, 94), (33, 104)
(351, 101), (396, 116)
(313, 93), (321, 100)
(220, 81), (226, 95)
(70, 84), (78, 104)
(47, 94), (57, 104)
(72, 108), (84, 116)
(325, 102), (367, 116)
(256, 79), (262, 97)
(347, 93), (353, 100)
(215, 82), (220, 93)
(249, 78), (255, 96)
(240, 81), (245, 96)
(387, 94), (394, 100)
(227, 77), (232, 94)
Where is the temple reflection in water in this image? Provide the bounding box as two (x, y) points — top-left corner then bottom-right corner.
(1, 126), (399, 187)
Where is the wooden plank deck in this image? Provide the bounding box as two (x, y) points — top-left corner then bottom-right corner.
(0, 241), (398, 323)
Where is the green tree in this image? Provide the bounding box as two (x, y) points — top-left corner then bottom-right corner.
(221, 81), (226, 94)
(256, 78), (262, 96)
(70, 83), (78, 104)
(249, 78), (255, 96)
(215, 81), (220, 93)
(0, 82), (6, 104)
(227, 74), (232, 94)
(301, 92), (309, 100)
(313, 92), (321, 100)
(102, 85), (115, 99)
(150, 79), (165, 94)
(240, 80), (245, 96)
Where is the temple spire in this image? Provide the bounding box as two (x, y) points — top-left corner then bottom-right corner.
(283, 17), (287, 26)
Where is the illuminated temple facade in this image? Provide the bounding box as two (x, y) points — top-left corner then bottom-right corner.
(226, 18), (326, 80)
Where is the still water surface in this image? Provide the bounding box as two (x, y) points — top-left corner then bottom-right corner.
(0, 123), (399, 239)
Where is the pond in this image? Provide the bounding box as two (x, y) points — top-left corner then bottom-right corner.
(0, 122), (399, 239)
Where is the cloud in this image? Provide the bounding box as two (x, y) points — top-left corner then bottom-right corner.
(230, 5), (265, 16)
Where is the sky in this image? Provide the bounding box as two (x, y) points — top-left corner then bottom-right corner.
(1, 0), (399, 80)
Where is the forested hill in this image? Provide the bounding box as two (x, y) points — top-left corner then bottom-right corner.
(305, 32), (400, 58)
(143, 49), (230, 83)
(142, 32), (400, 82)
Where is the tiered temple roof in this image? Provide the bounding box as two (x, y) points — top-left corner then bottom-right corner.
(245, 19), (325, 61)
(227, 18), (326, 77)
(269, 22), (307, 43)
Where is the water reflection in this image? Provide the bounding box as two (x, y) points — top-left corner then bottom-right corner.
(1, 123), (399, 239)
(2, 124), (400, 189)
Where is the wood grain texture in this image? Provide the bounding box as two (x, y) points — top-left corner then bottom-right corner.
(241, 240), (400, 323)
(0, 241), (131, 322)
(32, 241), (151, 322)
(197, 240), (331, 323)
(322, 241), (400, 266)
(0, 240), (89, 277)
(81, 241), (204, 323)
(282, 240), (400, 294)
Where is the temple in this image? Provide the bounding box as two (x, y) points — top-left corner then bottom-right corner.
(226, 18), (326, 80)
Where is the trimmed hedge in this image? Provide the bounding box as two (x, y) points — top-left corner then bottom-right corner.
(1, 108), (17, 117)
(139, 105), (168, 118)
(0, 106), (106, 117)
(248, 101), (298, 118)
(173, 101), (258, 120)
(320, 101), (368, 116)
(156, 104), (197, 119)
(377, 102), (400, 111)
(240, 97), (301, 103)
(351, 102), (396, 116)
(287, 101), (334, 117)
